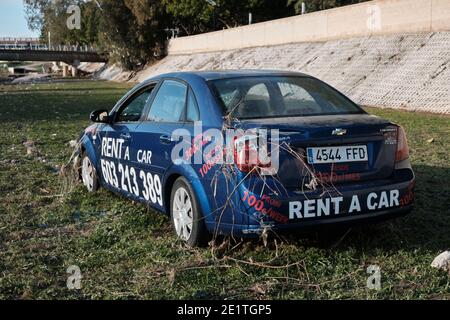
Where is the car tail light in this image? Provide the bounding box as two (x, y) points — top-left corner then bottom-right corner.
(234, 135), (271, 173)
(395, 126), (410, 162)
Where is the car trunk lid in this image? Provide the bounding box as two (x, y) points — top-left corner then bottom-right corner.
(233, 113), (397, 189)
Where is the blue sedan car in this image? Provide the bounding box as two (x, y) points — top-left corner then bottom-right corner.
(77, 71), (415, 246)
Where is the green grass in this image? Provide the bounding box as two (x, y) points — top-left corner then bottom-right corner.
(0, 80), (449, 300)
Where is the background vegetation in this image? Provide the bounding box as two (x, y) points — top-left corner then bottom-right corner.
(24, 0), (370, 69)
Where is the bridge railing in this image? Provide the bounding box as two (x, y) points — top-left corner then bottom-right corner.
(0, 37), (40, 44)
(0, 43), (99, 52)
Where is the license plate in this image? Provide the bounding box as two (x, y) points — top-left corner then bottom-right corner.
(307, 145), (368, 164)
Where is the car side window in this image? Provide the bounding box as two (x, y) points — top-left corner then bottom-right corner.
(116, 88), (153, 123)
(147, 80), (187, 122)
(187, 89), (200, 122)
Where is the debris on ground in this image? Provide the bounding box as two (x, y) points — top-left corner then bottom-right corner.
(23, 140), (37, 155)
(11, 73), (51, 84)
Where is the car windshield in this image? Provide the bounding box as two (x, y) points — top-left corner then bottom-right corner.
(210, 76), (364, 119)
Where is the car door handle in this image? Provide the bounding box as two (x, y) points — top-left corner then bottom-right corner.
(120, 133), (131, 139)
(160, 134), (172, 144)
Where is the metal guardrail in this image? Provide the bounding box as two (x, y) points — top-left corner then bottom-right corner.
(0, 43), (98, 52)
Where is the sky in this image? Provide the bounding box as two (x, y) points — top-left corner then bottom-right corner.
(0, 0), (39, 38)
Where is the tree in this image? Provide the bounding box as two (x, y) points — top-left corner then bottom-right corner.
(97, 0), (169, 69)
(23, 0), (371, 70)
(24, 0), (99, 45)
(162, 0), (295, 36)
(24, 0), (169, 69)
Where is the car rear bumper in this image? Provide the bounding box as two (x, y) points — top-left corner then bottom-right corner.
(240, 203), (413, 235)
(234, 168), (415, 236)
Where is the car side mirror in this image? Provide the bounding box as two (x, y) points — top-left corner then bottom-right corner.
(90, 109), (111, 124)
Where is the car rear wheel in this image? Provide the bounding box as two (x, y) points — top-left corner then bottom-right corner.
(81, 154), (99, 192)
(170, 177), (207, 247)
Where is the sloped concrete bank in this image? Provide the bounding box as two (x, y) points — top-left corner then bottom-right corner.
(134, 32), (450, 114)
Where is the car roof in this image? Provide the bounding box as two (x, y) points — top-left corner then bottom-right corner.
(144, 70), (313, 83)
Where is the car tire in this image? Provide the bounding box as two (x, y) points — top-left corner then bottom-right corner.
(81, 153), (99, 192)
(170, 177), (208, 247)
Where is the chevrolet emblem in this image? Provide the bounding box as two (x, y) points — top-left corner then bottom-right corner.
(332, 128), (347, 136)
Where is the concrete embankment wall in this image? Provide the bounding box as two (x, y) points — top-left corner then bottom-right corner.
(136, 32), (450, 114)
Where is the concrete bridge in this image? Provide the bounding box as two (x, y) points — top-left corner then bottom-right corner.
(0, 48), (107, 64)
(0, 38), (107, 77)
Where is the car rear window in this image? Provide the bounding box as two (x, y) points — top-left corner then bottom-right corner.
(210, 76), (364, 119)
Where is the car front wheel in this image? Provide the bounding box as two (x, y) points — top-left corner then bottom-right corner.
(170, 177), (207, 247)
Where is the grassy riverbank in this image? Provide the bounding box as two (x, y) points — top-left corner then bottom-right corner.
(0, 81), (448, 299)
